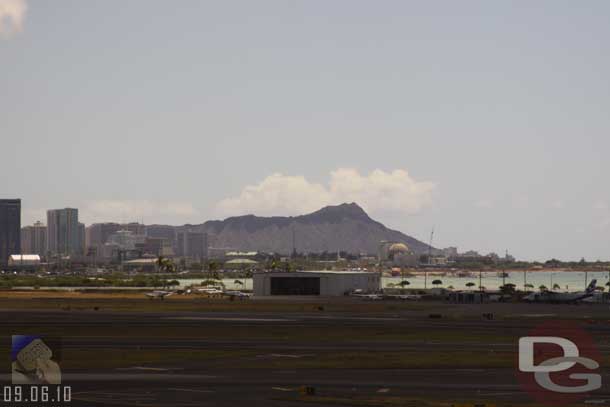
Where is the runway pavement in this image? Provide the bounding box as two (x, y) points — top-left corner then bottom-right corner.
(1, 303), (610, 406)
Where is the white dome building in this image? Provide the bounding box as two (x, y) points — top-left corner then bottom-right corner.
(388, 243), (416, 266)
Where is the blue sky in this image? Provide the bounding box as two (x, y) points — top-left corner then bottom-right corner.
(2, 1), (610, 260)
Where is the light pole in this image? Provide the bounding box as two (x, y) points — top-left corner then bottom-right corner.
(424, 269), (427, 290)
(585, 270), (589, 289)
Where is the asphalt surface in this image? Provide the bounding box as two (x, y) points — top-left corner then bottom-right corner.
(1, 304), (610, 406)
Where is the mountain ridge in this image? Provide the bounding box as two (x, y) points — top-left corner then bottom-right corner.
(179, 202), (431, 255)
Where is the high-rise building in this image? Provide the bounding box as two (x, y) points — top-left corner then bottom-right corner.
(136, 237), (173, 257)
(78, 222), (85, 255)
(145, 225), (177, 250)
(107, 230), (140, 251)
(85, 222), (121, 256)
(46, 208), (82, 256)
(21, 221), (47, 257)
(122, 222), (146, 236)
(177, 230), (206, 259)
(0, 199), (21, 265)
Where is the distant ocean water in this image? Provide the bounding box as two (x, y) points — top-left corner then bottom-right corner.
(381, 270), (610, 291)
(177, 270), (610, 292)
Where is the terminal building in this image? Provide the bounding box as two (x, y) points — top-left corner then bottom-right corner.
(253, 271), (380, 296)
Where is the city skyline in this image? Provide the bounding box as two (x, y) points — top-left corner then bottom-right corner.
(3, 200), (599, 263)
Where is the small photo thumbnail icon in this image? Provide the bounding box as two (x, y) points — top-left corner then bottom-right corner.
(11, 336), (62, 384)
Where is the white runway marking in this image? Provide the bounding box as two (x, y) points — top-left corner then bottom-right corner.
(164, 317), (298, 322)
(115, 366), (184, 372)
(167, 388), (216, 393)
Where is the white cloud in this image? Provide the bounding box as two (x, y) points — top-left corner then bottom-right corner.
(593, 201), (608, 210)
(21, 200), (199, 226)
(551, 200), (564, 209)
(474, 199), (494, 209)
(82, 200), (199, 224)
(0, 0), (27, 37)
(216, 168), (435, 217)
(512, 195), (529, 209)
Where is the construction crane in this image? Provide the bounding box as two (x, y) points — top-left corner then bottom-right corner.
(428, 227), (435, 265)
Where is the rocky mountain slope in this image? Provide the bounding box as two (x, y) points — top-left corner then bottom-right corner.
(189, 202), (431, 255)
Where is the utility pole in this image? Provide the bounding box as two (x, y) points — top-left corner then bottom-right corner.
(291, 226), (297, 259)
(502, 249), (508, 288)
(428, 227), (435, 265)
(585, 270), (588, 289)
(425, 227), (434, 290)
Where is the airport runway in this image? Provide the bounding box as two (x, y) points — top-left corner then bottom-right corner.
(2, 304), (610, 406)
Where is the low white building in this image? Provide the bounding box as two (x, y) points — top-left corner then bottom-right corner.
(253, 270), (380, 296)
(8, 254), (41, 268)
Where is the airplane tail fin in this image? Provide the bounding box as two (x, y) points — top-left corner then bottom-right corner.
(586, 279), (597, 293)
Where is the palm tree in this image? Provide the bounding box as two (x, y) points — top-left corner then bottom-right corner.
(157, 256), (176, 273)
(207, 260), (220, 280)
(245, 269), (253, 290)
(268, 259), (280, 271)
(234, 279), (244, 290)
(447, 285), (454, 290)
(466, 282), (476, 289)
(167, 279), (180, 288)
(432, 279), (443, 288)
(201, 278), (225, 288)
(386, 282), (396, 288)
(398, 280), (410, 289)
(539, 285), (548, 292)
(524, 283), (534, 292)
(156, 256), (176, 289)
(552, 283), (561, 291)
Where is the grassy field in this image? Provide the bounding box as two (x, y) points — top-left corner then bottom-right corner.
(0, 290), (447, 313)
(272, 394), (551, 407)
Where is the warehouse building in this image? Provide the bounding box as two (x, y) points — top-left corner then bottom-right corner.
(253, 271), (380, 296)
(7, 254), (41, 271)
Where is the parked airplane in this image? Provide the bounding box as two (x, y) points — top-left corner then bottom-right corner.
(223, 290), (252, 298)
(197, 287), (224, 295)
(395, 294), (422, 301)
(382, 293), (422, 301)
(523, 280), (597, 303)
(359, 294), (383, 301)
(350, 290), (383, 300)
(145, 290), (174, 300)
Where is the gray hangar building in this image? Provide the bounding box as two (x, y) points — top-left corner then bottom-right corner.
(253, 271), (381, 296)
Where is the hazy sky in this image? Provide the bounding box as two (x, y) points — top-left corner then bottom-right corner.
(2, 0), (610, 261)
